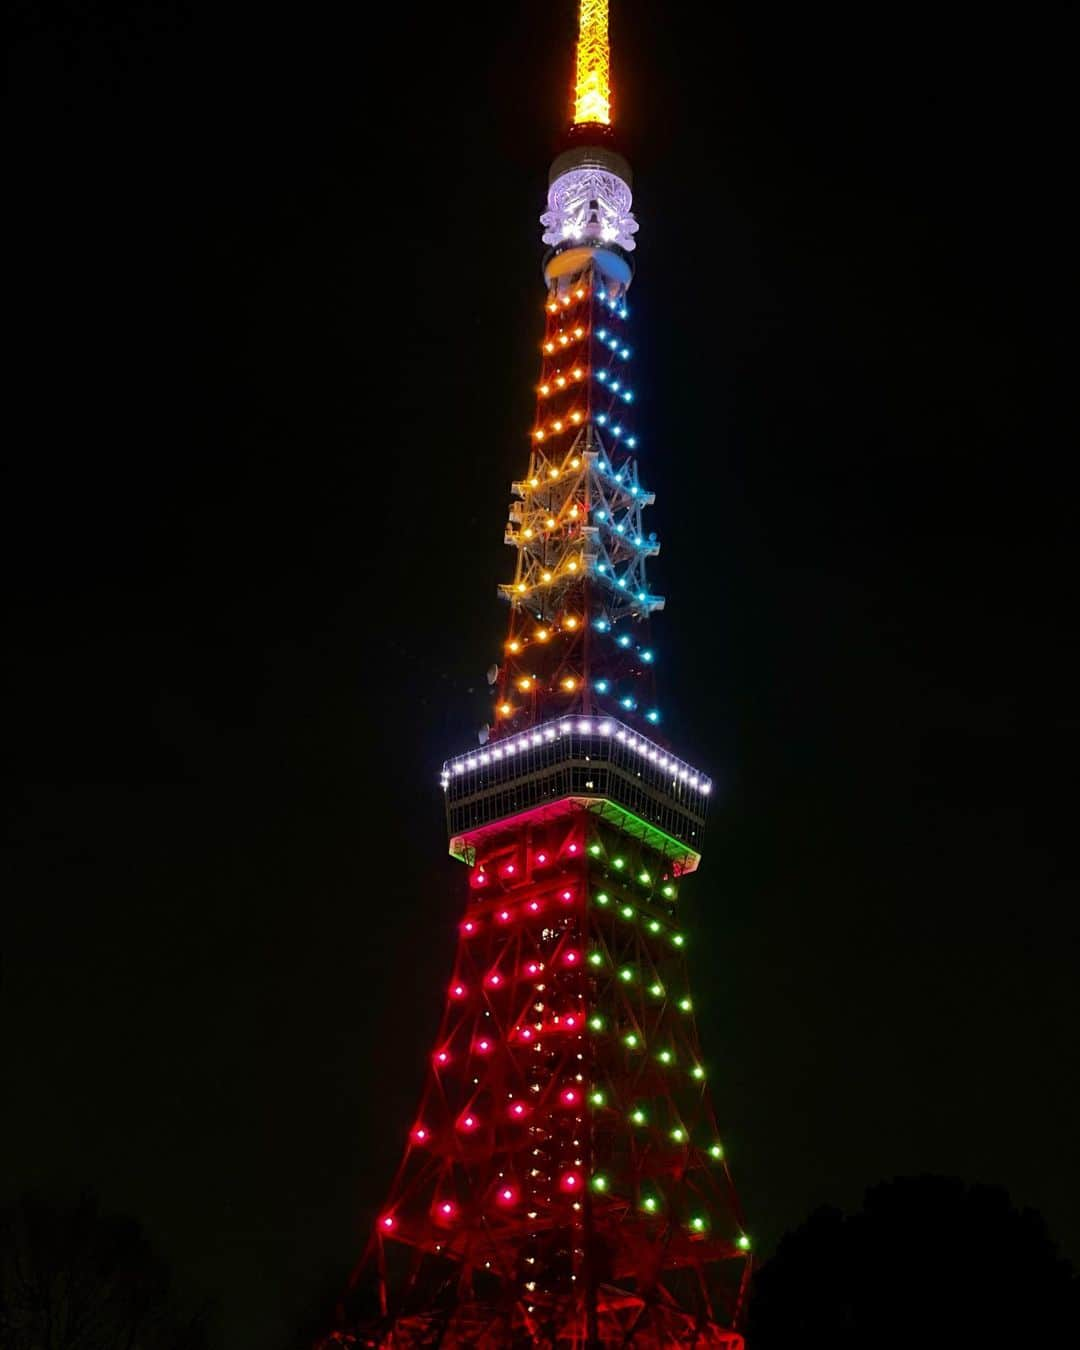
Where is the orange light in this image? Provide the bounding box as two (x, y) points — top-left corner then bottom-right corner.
(570, 411), (582, 424)
(553, 420), (563, 432)
(562, 676), (577, 692)
(529, 476), (540, 487)
(575, 287), (585, 299)
(544, 342), (555, 354)
(547, 301), (558, 313)
(534, 430), (545, 441)
(518, 677), (532, 692)
(542, 570), (553, 583)
(561, 295), (571, 307)
(573, 326), (584, 338)
(549, 468), (559, 479)
(569, 505), (579, 519)
(567, 560), (579, 573)
(516, 582), (527, 593)
(500, 702), (514, 716)
(556, 376), (567, 388)
(536, 629), (550, 642)
(565, 616), (579, 630)
(559, 335), (570, 346)
(546, 517), (556, 528)
(572, 367), (584, 379)
(508, 640), (521, 653)
(539, 384), (550, 396)
(570, 457), (581, 468)
(523, 527), (534, 539)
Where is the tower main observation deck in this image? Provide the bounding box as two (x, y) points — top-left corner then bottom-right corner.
(326, 4), (751, 1346)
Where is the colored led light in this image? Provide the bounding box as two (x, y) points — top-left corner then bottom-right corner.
(671, 1127), (686, 1142)
(662, 884), (675, 898)
(691, 1216), (706, 1231)
(658, 1049), (673, 1064)
(642, 1196), (657, 1213)
(612, 858), (625, 870)
(595, 891), (609, 905)
(589, 1090), (605, 1106)
(619, 968), (634, 983)
(560, 1171), (580, 1192)
(589, 1014), (604, 1030)
(450, 983), (466, 999)
(692, 1065), (706, 1080)
(648, 920), (661, 933)
(709, 1143), (724, 1160)
(620, 905), (634, 920)
(591, 1174), (608, 1191)
(649, 982), (663, 997)
(623, 1030), (638, 1046)
(738, 1235), (752, 1251)
(679, 997), (693, 1012)
(588, 951), (603, 966)
(380, 1214), (395, 1230)
(638, 870), (651, 884)
(631, 1108), (646, 1125)
(672, 934), (685, 947)
(589, 843), (602, 856)
(498, 1186), (517, 1205)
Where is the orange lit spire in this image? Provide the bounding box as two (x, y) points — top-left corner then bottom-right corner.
(572, 0), (612, 126)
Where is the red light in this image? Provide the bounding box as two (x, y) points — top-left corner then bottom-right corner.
(527, 900), (541, 913)
(517, 1026), (534, 1042)
(438, 1200), (456, 1219)
(461, 920), (476, 935)
(563, 949), (580, 966)
(412, 1124), (429, 1143)
(525, 961), (541, 976)
(474, 870), (487, 886)
(380, 1214), (395, 1230)
(450, 982), (466, 999)
(498, 1185), (517, 1205)
(536, 852), (548, 864)
(476, 1038), (492, 1054)
(560, 889), (573, 903)
(568, 843), (579, 854)
(508, 1101), (527, 1119)
(561, 1087), (580, 1107)
(459, 1113), (478, 1132)
(560, 1171), (581, 1192)
(504, 863), (516, 876)
(565, 1014), (578, 1029)
(434, 1049), (450, 1066)
(497, 909), (511, 923)
(487, 971), (502, 988)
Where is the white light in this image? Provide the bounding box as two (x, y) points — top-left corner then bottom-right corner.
(493, 747), (503, 759)
(531, 733), (542, 746)
(480, 752), (491, 765)
(679, 768), (689, 780)
(544, 728), (557, 741)
(578, 720), (592, 734)
(615, 729), (627, 741)
(689, 776), (700, 790)
(600, 721), (613, 735)
(505, 741), (517, 754)
(453, 763), (465, 775)
(560, 721), (572, 734)
(466, 757), (478, 769)
(701, 782), (712, 795)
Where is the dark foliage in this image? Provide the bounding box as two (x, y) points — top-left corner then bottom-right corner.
(747, 1176), (1080, 1349)
(0, 1193), (215, 1350)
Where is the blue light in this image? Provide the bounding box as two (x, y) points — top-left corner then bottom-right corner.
(629, 484), (638, 495)
(608, 337), (618, 349)
(627, 437), (637, 448)
(619, 307), (628, 318)
(609, 300), (617, 310)
(596, 510), (607, 521)
(599, 461), (608, 472)
(615, 471), (624, 482)
(598, 291), (607, 300)
(621, 696), (636, 710)
(635, 536), (643, 546)
(598, 327), (608, 338)
(641, 649), (654, 663)
(637, 591), (646, 601)
(614, 427), (623, 438)
(620, 347), (630, 359)
(610, 380), (620, 391)
(594, 618), (610, 631)
(646, 709), (660, 724)
(595, 679), (609, 693)
(597, 563), (607, 573)
(615, 524), (625, 535)
(617, 576), (627, 588)
(618, 634), (632, 648)
(596, 370), (607, 383)
(597, 413), (607, 425)
(623, 392), (633, 403)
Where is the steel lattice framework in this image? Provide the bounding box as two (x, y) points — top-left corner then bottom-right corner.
(322, 4), (750, 1347)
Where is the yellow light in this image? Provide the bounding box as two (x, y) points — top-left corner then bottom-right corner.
(569, 505), (579, 519)
(555, 376), (567, 388)
(575, 287), (585, 299)
(499, 702), (513, 716)
(542, 570), (553, 583)
(508, 640), (521, 653)
(547, 301), (558, 313)
(549, 468), (559, 479)
(553, 420), (563, 432)
(559, 335), (570, 346)
(529, 477), (540, 488)
(570, 411), (582, 424)
(561, 295), (571, 307)
(562, 676), (577, 692)
(536, 629), (549, 642)
(523, 527), (534, 539)
(534, 430), (545, 441)
(544, 342), (555, 354)
(573, 0), (612, 126)
(567, 560), (579, 573)
(518, 677), (532, 692)
(516, 583), (527, 593)
(570, 457), (581, 468)
(573, 326), (584, 338)
(572, 367), (584, 379)
(539, 384), (550, 396)
(546, 517), (556, 528)
(565, 616), (579, 630)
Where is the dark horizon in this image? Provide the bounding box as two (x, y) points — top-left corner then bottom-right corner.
(5, 2), (1075, 1346)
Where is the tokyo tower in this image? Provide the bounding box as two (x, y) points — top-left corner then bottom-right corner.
(328, 3), (751, 1345)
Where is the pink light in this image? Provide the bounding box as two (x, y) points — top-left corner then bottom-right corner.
(487, 971), (503, 988)
(412, 1125), (429, 1143)
(568, 843), (579, 854)
(561, 1087), (580, 1107)
(563, 949), (580, 966)
(380, 1214), (395, 1230)
(476, 1038), (492, 1054)
(434, 1049), (450, 1067)
(450, 982), (466, 1000)
(498, 1185), (517, 1205)
(438, 1200), (456, 1218)
(560, 1171), (581, 1192)
(564, 1014), (578, 1029)
(497, 909), (511, 923)
(459, 1113), (478, 1132)
(473, 870), (487, 886)
(524, 961), (541, 976)
(508, 1101), (527, 1119)
(461, 920), (477, 935)
(504, 863), (516, 876)
(536, 852), (548, 864)
(560, 889), (573, 903)
(527, 899), (541, 913)
(517, 1026), (534, 1042)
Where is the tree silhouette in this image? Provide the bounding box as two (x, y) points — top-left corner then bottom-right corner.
(0, 1192), (214, 1350)
(747, 1176), (1079, 1349)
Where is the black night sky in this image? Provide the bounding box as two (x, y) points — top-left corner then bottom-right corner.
(5, 2), (1075, 1346)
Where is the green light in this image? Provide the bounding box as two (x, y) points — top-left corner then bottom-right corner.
(709, 1143), (724, 1160)
(590, 1090), (606, 1107)
(691, 1216), (706, 1231)
(588, 951), (604, 967)
(642, 1196), (658, 1213)
(595, 891), (610, 905)
(658, 1049), (673, 1065)
(612, 858), (625, 870)
(692, 1065), (706, 1081)
(589, 1015), (604, 1031)
(738, 1234), (751, 1251)
(648, 919), (661, 933)
(619, 967), (634, 983)
(672, 933), (685, 947)
(620, 905), (635, 920)
(630, 1107), (647, 1125)
(592, 1174), (608, 1191)
(649, 982), (664, 998)
(638, 870), (651, 885)
(679, 997), (692, 1012)
(589, 843), (602, 856)
(624, 1032), (639, 1049)
(670, 1126), (686, 1143)
(662, 884), (675, 898)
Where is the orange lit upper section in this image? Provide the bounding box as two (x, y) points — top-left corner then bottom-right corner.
(573, 0), (612, 126)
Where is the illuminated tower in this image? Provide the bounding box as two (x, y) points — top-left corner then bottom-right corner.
(330, 4), (751, 1345)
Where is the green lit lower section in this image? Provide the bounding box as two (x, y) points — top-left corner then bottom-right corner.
(448, 794), (702, 873)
